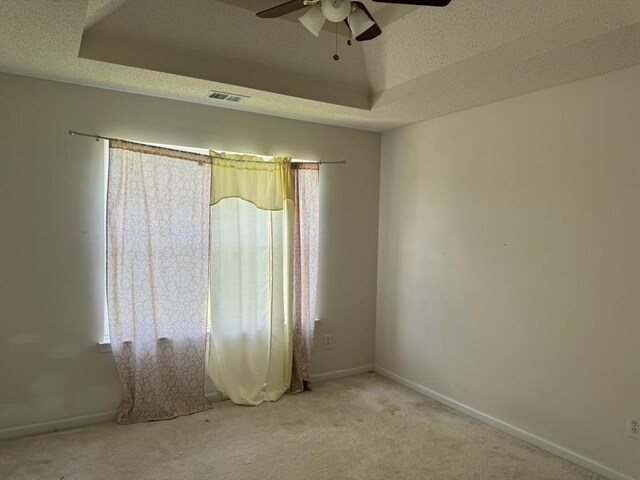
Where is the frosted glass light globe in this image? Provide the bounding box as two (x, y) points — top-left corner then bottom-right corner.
(299, 6), (326, 37)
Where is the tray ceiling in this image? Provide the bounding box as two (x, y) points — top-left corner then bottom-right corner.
(1, 0), (639, 131)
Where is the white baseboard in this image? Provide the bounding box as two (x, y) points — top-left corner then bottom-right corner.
(375, 366), (637, 480)
(0, 409), (119, 441)
(0, 391), (225, 441)
(0, 367), (375, 441)
(310, 364), (375, 383)
(205, 391), (223, 403)
(0, 367), (376, 441)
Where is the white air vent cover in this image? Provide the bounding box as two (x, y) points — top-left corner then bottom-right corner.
(208, 91), (249, 103)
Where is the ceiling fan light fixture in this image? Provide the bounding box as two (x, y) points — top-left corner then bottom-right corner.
(299, 6), (326, 37)
(348, 7), (375, 38)
(321, 0), (352, 22)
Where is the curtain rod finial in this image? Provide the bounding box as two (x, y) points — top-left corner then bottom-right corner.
(68, 130), (76, 136)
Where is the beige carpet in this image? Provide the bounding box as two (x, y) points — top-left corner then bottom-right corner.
(0, 373), (602, 480)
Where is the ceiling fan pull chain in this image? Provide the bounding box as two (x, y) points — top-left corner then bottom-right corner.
(333, 22), (340, 61)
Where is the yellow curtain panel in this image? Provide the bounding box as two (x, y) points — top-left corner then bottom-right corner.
(209, 151), (294, 211)
(208, 151), (295, 405)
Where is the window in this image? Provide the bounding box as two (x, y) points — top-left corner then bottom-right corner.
(100, 140), (305, 348)
(101, 141), (211, 346)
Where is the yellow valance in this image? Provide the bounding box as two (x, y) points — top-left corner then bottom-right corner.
(209, 151), (294, 211)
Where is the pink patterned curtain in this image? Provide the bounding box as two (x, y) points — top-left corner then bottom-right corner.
(107, 141), (211, 424)
(290, 164), (320, 394)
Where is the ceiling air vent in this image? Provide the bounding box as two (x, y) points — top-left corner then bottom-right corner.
(208, 91), (249, 103)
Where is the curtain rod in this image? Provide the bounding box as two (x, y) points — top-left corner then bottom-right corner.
(68, 130), (347, 165)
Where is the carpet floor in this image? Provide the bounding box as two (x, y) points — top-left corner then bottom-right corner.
(0, 373), (603, 480)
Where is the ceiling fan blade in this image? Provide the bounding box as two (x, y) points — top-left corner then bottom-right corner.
(347, 2), (382, 41)
(256, 0), (307, 18)
(370, 0), (452, 6)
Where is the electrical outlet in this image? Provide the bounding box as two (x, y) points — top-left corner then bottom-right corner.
(628, 416), (640, 440)
(324, 334), (332, 349)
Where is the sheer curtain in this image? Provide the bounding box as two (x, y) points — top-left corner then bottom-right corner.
(107, 141), (211, 424)
(208, 153), (295, 405)
(290, 164), (320, 393)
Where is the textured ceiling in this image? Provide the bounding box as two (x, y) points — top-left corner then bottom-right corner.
(1, 0), (639, 131)
(364, 0), (640, 92)
(85, 0), (128, 27)
(79, 0), (372, 109)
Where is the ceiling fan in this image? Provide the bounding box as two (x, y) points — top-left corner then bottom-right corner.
(257, 0), (452, 44)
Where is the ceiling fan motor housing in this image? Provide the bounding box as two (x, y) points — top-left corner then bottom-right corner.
(257, 0), (454, 44)
(322, 0), (352, 22)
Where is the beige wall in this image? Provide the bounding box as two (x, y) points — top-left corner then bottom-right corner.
(0, 73), (380, 431)
(377, 65), (640, 478)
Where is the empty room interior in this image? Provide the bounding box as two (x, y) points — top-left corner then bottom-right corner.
(1, 0), (640, 479)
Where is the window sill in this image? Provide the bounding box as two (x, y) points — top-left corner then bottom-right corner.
(97, 322), (320, 354)
(98, 330), (213, 353)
